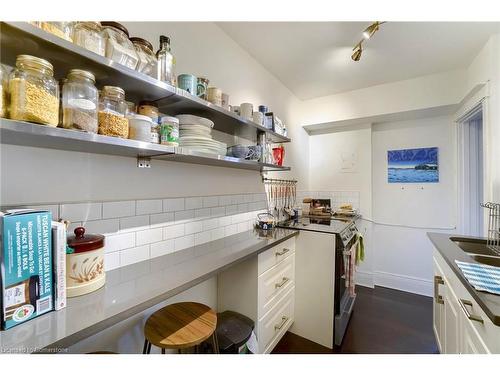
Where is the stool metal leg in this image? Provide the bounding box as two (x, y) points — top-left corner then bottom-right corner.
(211, 333), (219, 354)
(161, 348), (165, 354)
(147, 341), (152, 354)
(142, 339), (149, 354)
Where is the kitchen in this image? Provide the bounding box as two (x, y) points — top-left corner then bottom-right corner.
(1, 2), (500, 373)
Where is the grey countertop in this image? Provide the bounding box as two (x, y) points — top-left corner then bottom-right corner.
(0, 228), (298, 353)
(278, 215), (358, 235)
(427, 232), (500, 326)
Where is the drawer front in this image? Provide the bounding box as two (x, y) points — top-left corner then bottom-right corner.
(258, 287), (295, 353)
(258, 254), (295, 318)
(258, 237), (295, 276)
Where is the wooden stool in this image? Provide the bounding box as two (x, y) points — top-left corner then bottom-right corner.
(143, 302), (219, 354)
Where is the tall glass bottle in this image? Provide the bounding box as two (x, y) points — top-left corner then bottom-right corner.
(156, 35), (174, 86)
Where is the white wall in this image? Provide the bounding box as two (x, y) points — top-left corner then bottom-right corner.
(371, 116), (457, 296)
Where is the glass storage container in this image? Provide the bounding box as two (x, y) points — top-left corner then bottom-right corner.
(125, 100), (136, 119)
(156, 35), (175, 85)
(130, 37), (157, 77)
(98, 85), (129, 138)
(72, 22), (105, 56)
(39, 22), (73, 42)
(9, 55), (59, 126)
(0, 65), (7, 118)
(101, 22), (138, 70)
(62, 69), (98, 133)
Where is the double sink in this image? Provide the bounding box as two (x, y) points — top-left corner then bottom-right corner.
(451, 237), (500, 267)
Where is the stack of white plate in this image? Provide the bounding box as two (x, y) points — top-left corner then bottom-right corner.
(176, 114), (227, 156)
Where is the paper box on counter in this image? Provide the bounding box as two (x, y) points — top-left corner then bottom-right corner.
(0, 209), (53, 329)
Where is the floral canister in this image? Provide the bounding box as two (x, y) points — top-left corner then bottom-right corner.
(66, 227), (105, 297)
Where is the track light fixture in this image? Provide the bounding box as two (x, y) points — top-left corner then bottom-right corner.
(351, 42), (362, 61)
(351, 21), (386, 62)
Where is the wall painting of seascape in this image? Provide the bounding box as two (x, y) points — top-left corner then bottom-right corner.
(387, 147), (439, 183)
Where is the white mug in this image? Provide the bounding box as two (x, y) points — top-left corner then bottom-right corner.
(240, 103), (253, 120)
(252, 111), (264, 125)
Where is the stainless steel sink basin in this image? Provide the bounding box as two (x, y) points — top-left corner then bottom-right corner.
(470, 255), (500, 267)
(450, 237), (499, 256)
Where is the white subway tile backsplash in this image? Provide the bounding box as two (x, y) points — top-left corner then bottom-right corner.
(175, 210), (194, 222)
(202, 218), (218, 231)
(185, 221), (203, 235)
(218, 216), (231, 227)
(85, 219), (120, 234)
(225, 205), (238, 215)
(174, 235), (194, 251)
(136, 228), (163, 246)
(195, 231), (211, 245)
(120, 215), (150, 232)
(195, 208), (211, 219)
(164, 224), (185, 239)
(150, 212), (175, 227)
(163, 198), (184, 212)
(103, 201), (135, 219)
(185, 197), (203, 210)
(244, 194), (254, 203)
(120, 245), (150, 267)
(60, 202), (102, 222)
(150, 239), (174, 258)
(237, 203), (249, 213)
(105, 252), (120, 271)
(136, 200), (163, 215)
(225, 224), (237, 236)
(218, 195), (232, 206)
(210, 227), (225, 241)
(210, 206), (225, 218)
(25, 204), (60, 220)
(237, 221), (249, 233)
(105, 232), (135, 253)
(202, 196), (219, 208)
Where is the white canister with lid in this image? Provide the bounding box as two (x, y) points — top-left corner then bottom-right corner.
(128, 114), (152, 142)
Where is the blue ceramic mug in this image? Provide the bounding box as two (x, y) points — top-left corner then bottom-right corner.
(177, 74), (198, 95)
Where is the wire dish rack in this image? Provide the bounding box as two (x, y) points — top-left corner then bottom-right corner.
(481, 202), (500, 255)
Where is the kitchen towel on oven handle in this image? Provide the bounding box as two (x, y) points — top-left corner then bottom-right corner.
(344, 238), (359, 297)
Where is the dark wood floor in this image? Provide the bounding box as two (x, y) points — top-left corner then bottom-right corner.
(271, 285), (439, 354)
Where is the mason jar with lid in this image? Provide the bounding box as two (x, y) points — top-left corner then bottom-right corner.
(101, 22), (138, 70)
(0, 65), (7, 118)
(98, 85), (129, 138)
(9, 55), (59, 126)
(39, 22), (73, 42)
(72, 22), (105, 56)
(62, 69), (98, 133)
(130, 37), (157, 77)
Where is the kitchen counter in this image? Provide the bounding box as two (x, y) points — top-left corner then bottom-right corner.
(278, 215), (359, 235)
(427, 232), (500, 326)
(0, 228), (298, 353)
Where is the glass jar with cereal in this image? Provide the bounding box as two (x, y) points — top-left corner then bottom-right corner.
(98, 85), (129, 138)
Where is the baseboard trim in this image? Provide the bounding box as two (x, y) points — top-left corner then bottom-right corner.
(373, 271), (433, 297)
(355, 270), (374, 288)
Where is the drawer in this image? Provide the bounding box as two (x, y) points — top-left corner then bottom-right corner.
(258, 254), (295, 318)
(258, 237), (295, 275)
(257, 287), (295, 353)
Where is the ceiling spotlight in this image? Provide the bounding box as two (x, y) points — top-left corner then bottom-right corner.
(351, 43), (362, 62)
(362, 21), (385, 39)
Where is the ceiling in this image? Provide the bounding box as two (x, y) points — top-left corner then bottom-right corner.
(217, 22), (500, 100)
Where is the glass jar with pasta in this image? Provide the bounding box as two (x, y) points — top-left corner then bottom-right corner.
(9, 55), (59, 126)
(39, 22), (73, 42)
(98, 85), (129, 138)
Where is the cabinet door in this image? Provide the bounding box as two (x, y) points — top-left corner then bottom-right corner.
(443, 284), (460, 354)
(433, 260), (445, 352)
(461, 317), (489, 354)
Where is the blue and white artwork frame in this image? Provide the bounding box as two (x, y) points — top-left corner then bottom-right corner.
(387, 147), (439, 183)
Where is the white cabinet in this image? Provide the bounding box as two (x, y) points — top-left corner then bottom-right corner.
(432, 248), (499, 354)
(218, 237), (296, 353)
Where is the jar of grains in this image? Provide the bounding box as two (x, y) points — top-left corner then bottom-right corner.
(39, 22), (73, 42)
(138, 101), (159, 143)
(62, 69), (98, 133)
(72, 22), (105, 56)
(101, 22), (138, 70)
(0, 65), (7, 118)
(98, 86), (129, 138)
(9, 55), (59, 126)
(130, 37), (157, 77)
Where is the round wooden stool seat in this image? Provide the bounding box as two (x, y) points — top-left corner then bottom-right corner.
(144, 302), (217, 351)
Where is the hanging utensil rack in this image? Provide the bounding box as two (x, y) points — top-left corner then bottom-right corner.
(263, 178), (297, 220)
(481, 202), (500, 255)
